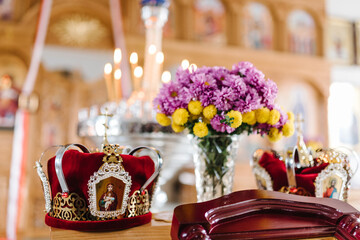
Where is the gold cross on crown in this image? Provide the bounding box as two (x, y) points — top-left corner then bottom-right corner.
(100, 108), (114, 149)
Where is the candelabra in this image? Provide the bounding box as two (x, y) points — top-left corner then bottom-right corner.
(77, 0), (193, 210)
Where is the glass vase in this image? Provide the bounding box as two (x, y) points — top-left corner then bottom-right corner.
(190, 134), (241, 202)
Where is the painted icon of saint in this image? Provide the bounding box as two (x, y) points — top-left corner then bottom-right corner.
(323, 178), (338, 199)
(99, 183), (118, 211)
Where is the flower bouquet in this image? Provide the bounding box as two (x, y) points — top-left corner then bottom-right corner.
(154, 62), (295, 201)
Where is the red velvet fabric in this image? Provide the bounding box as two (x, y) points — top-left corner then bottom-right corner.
(45, 212), (152, 231)
(46, 150), (155, 231)
(47, 150), (155, 203)
(258, 151), (328, 195)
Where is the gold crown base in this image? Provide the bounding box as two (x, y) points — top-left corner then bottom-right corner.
(49, 190), (150, 221)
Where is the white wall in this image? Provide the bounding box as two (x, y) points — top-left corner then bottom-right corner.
(42, 45), (113, 82)
(326, 0), (360, 21)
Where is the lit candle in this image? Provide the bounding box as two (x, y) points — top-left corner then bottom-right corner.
(104, 63), (114, 101)
(114, 69), (122, 101)
(130, 52), (138, 91)
(130, 52), (138, 65)
(181, 59), (190, 70)
(189, 63), (197, 73)
(114, 48), (122, 66)
(156, 51), (164, 64)
(155, 51), (164, 93)
(143, 44), (158, 103)
(161, 70), (171, 83)
(148, 44), (157, 55)
(134, 66), (143, 91)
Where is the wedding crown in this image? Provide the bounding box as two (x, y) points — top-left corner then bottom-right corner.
(251, 147), (354, 201)
(35, 142), (162, 231)
(251, 115), (356, 201)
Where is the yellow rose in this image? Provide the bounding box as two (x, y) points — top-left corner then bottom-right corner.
(172, 108), (189, 125)
(242, 111), (256, 125)
(188, 100), (203, 115)
(171, 122), (185, 133)
(268, 127), (283, 142)
(203, 105), (217, 120)
(156, 113), (171, 126)
(287, 112), (295, 122)
(282, 121), (295, 137)
(255, 107), (270, 124)
(226, 110), (242, 128)
(193, 122), (208, 138)
(267, 109), (280, 125)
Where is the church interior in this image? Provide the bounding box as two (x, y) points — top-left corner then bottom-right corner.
(1, 0), (360, 239)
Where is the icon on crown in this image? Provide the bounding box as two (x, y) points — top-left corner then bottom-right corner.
(251, 114), (358, 201)
(35, 109), (163, 230)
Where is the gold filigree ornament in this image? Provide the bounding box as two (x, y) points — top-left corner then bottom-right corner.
(49, 192), (93, 221)
(126, 190), (150, 218)
(87, 143), (132, 219)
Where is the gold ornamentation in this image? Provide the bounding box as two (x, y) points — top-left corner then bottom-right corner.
(87, 162), (132, 218)
(102, 144), (123, 165)
(126, 190), (150, 218)
(50, 14), (109, 47)
(316, 149), (348, 164)
(279, 186), (312, 196)
(294, 114), (313, 167)
(49, 192), (93, 221)
(100, 108), (124, 165)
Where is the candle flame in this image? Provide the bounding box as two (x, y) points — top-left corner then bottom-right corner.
(148, 44), (157, 55)
(134, 66), (143, 78)
(156, 52), (164, 64)
(114, 69), (122, 80)
(181, 59), (190, 70)
(130, 52), (138, 64)
(189, 64), (198, 73)
(104, 63), (112, 74)
(114, 48), (122, 64)
(161, 71), (171, 83)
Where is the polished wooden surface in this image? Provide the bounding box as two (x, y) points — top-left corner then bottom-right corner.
(50, 213), (172, 240)
(49, 219), (338, 240)
(49, 189), (360, 240)
(172, 190), (360, 240)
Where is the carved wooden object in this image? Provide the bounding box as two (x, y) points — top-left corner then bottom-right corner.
(171, 189), (360, 240)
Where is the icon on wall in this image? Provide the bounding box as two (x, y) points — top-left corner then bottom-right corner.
(0, 74), (20, 128)
(194, 0), (226, 43)
(326, 18), (355, 64)
(243, 2), (273, 50)
(288, 10), (317, 56)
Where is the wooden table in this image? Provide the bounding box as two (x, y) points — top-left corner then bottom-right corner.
(49, 190), (360, 240)
(50, 217), (341, 240)
(50, 213), (173, 240)
(48, 161), (360, 239)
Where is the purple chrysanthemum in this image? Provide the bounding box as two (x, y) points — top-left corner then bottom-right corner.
(154, 61), (289, 136)
(213, 87), (237, 111)
(153, 81), (187, 115)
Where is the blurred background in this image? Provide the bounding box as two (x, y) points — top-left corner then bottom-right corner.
(1, 0), (360, 239)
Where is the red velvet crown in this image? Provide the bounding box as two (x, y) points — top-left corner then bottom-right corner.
(251, 149), (352, 201)
(35, 143), (162, 231)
